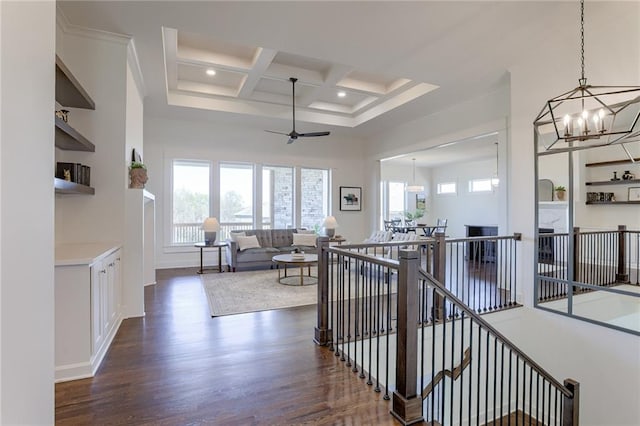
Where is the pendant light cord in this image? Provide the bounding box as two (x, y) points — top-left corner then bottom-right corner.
(580, 0), (586, 84)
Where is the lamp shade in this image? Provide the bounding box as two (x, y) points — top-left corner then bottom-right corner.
(322, 216), (339, 228)
(202, 217), (220, 232)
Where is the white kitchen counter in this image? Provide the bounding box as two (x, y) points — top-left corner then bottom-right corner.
(55, 242), (122, 266)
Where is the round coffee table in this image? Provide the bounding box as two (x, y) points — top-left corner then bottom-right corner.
(272, 253), (318, 286)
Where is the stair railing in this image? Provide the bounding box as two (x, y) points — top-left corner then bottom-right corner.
(315, 237), (579, 425)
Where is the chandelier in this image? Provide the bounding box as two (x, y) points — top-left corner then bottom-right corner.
(406, 158), (424, 192)
(534, 0), (640, 152)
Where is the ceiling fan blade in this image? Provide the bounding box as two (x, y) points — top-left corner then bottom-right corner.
(299, 131), (331, 137)
(264, 130), (290, 136)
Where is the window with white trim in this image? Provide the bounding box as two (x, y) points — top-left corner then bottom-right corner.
(437, 182), (457, 194)
(171, 160), (210, 245)
(469, 178), (493, 193)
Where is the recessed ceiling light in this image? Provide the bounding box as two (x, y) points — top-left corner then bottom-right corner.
(337, 91), (346, 98)
(206, 69), (216, 76)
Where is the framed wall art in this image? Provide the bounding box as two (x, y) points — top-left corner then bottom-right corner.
(340, 186), (362, 211)
(628, 187), (640, 201)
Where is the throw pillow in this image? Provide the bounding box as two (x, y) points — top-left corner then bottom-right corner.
(292, 233), (317, 247)
(296, 229), (316, 235)
(236, 235), (261, 251)
(229, 231), (246, 242)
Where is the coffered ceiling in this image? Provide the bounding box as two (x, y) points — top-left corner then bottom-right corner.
(57, 1), (580, 138)
(164, 27), (438, 127)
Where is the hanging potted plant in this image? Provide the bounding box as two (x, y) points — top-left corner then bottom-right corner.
(129, 161), (148, 189)
(555, 186), (566, 201)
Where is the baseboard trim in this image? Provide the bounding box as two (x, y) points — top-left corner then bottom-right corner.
(56, 315), (124, 383)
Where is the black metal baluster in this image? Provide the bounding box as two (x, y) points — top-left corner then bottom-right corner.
(528, 368), (533, 426)
(450, 309), (455, 425)
(492, 337), (497, 424)
(441, 295), (447, 425)
(431, 288), (437, 424)
(375, 264), (381, 393)
(384, 265), (391, 401)
(359, 261), (366, 378)
(508, 348), (512, 426)
(366, 262), (373, 386)
(536, 372), (540, 425)
(476, 325), (482, 426)
(353, 258), (359, 373)
(499, 342), (504, 424)
(515, 356), (520, 426)
(345, 257), (353, 367)
(484, 329), (489, 426)
(459, 311), (465, 425)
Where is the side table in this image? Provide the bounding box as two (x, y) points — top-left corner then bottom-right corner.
(194, 242), (227, 274)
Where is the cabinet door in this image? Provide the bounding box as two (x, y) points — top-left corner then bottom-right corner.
(91, 262), (105, 354)
(106, 251), (120, 327)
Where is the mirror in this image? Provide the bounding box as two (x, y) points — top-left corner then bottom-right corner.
(538, 179), (554, 201)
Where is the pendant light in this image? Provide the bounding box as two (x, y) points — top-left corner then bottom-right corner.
(534, 0), (640, 152)
(491, 142), (500, 188)
(406, 158), (424, 193)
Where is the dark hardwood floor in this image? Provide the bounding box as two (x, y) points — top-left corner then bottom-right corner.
(55, 268), (400, 425)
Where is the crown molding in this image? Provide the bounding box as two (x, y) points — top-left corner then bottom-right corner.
(56, 5), (130, 46)
(57, 5), (146, 97)
(127, 40), (147, 98)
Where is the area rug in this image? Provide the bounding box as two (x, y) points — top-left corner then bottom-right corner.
(201, 269), (318, 317)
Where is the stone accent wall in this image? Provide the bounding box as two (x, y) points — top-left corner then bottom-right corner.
(300, 169), (326, 229)
(271, 167), (293, 228)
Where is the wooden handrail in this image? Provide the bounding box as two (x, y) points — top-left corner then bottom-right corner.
(418, 268), (574, 398)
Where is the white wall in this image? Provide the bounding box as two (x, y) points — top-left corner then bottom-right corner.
(144, 116), (368, 268)
(1, 1), (55, 423)
(363, 85), (509, 235)
(430, 158), (499, 238)
(489, 307), (640, 426)
(55, 31), (128, 245)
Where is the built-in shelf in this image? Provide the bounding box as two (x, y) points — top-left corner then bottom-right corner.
(585, 179), (640, 186)
(585, 158), (640, 167)
(54, 178), (95, 195)
(55, 117), (95, 152)
(55, 55), (95, 110)
(585, 200), (640, 205)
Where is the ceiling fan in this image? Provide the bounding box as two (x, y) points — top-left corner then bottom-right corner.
(265, 77), (330, 144)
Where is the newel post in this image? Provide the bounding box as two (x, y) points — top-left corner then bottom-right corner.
(391, 249), (424, 425)
(616, 225), (629, 283)
(563, 378), (580, 426)
(432, 232), (446, 321)
(314, 236), (331, 345)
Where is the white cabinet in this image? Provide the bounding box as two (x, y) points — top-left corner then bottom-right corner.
(55, 244), (123, 382)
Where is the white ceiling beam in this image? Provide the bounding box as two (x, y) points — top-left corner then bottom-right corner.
(297, 64), (353, 107)
(161, 27), (179, 91)
(237, 48), (277, 99)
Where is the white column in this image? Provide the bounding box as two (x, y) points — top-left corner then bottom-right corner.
(0, 1), (56, 423)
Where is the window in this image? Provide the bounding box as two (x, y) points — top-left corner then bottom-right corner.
(172, 160), (210, 244)
(263, 166), (294, 229)
(437, 182), (457, 195)
(469, 178), (493, 193)
(387, 181), (406, 219)
(300, 168), (329, 231)
(220, 163), (254, 238)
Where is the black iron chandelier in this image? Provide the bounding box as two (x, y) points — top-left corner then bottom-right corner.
(534, 0), (640, 152)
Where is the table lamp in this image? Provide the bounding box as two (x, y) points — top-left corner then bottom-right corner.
(322, 216), (339, 238)
(202, 217), (220, 245)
